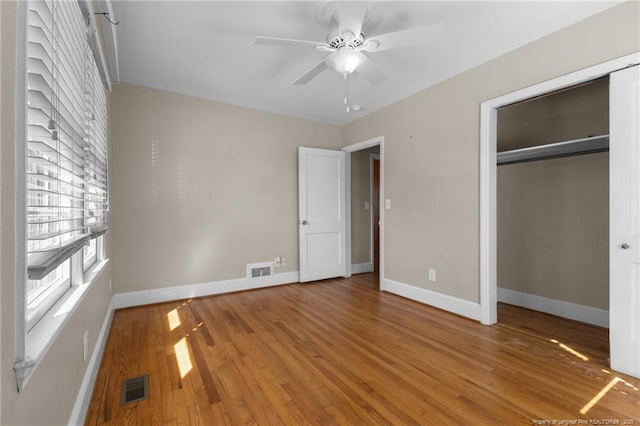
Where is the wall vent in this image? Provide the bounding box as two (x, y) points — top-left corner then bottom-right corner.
(247, 262), (274, 280)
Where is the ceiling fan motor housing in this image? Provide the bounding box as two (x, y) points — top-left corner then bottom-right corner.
(327, 31), (365, 50)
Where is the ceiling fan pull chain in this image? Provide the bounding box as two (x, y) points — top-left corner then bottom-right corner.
(344, 74), (349, 105)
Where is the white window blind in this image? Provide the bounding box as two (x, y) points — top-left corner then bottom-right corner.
(26, 0), (108, 282)
(83, 39), (108, 235)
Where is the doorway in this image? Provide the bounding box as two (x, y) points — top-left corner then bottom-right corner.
(496, 78), (609, 328)
(343, 136), (385, 286)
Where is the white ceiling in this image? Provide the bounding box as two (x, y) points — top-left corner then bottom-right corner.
(110, 1), (621, 125)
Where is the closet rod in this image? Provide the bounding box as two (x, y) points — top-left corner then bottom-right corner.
(497, 134), (609, 165)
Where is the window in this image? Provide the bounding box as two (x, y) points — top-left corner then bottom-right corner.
(15, 0), (110, 389)
(83, 237), (97, 271)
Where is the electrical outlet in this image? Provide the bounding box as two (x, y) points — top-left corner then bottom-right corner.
(428, 269), (437, 282)
(109, 278), (112, 293)
(274, 256), (281, 267)
(364, 201), (370, 210)
(83, 331), (89, 361)
(281, 257), (285, 266)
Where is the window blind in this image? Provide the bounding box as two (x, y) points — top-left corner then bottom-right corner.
(83, 43), (108, 235)
(26, 0), (108, 281)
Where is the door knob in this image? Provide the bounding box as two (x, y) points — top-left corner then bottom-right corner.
(621, 243), (630, 249)
(300, 220), (308, 225)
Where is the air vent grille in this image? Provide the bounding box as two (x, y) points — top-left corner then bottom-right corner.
(251, 266), (272, 278)
(247, 262), (274, 279)
(121, 374), (149, 405)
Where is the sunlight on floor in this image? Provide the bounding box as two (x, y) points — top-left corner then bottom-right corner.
(580, 374), (639, 415)
(167, 308), (181, 331)
(550, 339), (589, 361)
(173, 337), (193, 378)
(580, 377), (622, 414)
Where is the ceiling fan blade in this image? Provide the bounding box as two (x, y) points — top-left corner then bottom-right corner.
(338, 1), (369, 37)
(255, 36), (330, 50)
(354, 52), (387, 86)
(365, 23), (445, 52)
(293, 60), (328, 85)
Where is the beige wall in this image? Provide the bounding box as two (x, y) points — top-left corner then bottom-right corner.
(498, 154), (609, 309)
(497, 78), (609, 309)
(110, 84), (341, 293)
(0, 1), (4, 420)
(350, 146), (380, 266)
(1, 2), (113, 424)
(341, 1), (639, 303)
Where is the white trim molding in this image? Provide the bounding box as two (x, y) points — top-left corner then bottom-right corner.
(498, 288), (609, 328)
(112, 271), (299, 309)
(381, 278), (481, 321)
(342, 136), (383, 153)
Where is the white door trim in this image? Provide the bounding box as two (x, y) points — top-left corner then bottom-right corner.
(480, 51), (640, 326)
(343, 136), (385, 283)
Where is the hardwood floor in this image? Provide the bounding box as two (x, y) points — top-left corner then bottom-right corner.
(85, 274), (640, 425)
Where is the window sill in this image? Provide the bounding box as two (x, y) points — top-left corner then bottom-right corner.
(14, 259), (109, 391)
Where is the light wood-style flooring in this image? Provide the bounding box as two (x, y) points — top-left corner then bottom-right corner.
(85, 274), (640, 425)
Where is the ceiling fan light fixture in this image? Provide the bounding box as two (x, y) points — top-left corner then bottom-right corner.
(325, 49), (364, 75)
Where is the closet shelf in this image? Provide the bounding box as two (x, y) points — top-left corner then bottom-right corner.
(497, 134), (609, 165)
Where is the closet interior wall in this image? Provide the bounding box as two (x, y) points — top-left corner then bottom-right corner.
(496, 78), (610, 313)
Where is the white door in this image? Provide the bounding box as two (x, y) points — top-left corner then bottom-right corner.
(610, 65), (640, 378)
(298, 147), (347, 282)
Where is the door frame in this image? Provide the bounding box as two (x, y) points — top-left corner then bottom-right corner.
(480, 51), (640, 326)
(343, 136), (385, 283)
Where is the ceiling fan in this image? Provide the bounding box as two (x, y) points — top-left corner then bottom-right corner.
(255, 1), (444, 105)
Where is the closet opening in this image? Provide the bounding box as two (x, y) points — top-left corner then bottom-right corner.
(496, 77), (610, 329)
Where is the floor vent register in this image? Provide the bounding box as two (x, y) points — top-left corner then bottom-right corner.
(120, 374), (149, 405)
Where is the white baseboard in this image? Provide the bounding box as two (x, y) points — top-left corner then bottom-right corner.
(497, 287), (609, 328)
(112, 271), (299, 309)
(351, 262), (373, 274)
(68, 300), (115, 426)
(381, 278), (481, 321)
